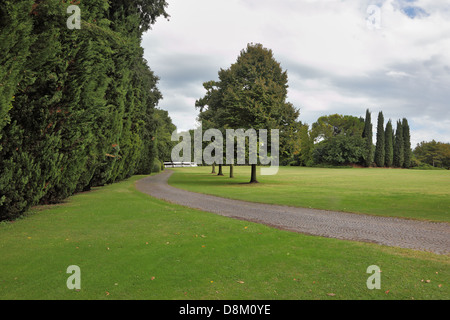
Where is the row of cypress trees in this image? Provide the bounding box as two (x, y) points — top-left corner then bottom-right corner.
(0, 0), (170, 221)
(374, 111), (412, 168)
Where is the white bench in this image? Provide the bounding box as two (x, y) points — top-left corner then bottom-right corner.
(164, 162), (198, 168)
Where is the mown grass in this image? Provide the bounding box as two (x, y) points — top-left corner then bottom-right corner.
(0, 174), (448, 300)
(168, 166), (450, 222)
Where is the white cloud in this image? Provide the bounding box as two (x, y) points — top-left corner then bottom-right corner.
(386, 70), (412, 78)
(143, 0), (450, 145)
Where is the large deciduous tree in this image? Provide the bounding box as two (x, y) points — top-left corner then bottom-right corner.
(196, 43), (299, 183)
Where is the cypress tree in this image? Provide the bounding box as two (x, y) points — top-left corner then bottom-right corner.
(362, 109), (374, 167)
(394, 120), (404, 167)
(374, 111), (385, 167)
(402, 118), (412, 168)
(384, 120), (394, 167)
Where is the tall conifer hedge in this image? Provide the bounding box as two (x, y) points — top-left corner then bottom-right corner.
(0, 0), (170, 220)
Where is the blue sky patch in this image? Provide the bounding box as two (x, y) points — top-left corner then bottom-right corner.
(402, 6), (430, 18)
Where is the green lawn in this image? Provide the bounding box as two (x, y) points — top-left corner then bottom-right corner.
(0, 174), (448, 300)
(168, 166), (450, 222)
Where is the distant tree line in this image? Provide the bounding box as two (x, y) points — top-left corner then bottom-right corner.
(192, 43), (437, 175)
(413, 141), (450, 169)
(0, 0), (173, 221)
(289, 110), (415, 168)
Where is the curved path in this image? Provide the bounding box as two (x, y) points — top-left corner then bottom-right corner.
(136, 171), (450, 255)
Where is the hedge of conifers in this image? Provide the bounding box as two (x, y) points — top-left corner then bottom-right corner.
(0, 0), (170, 220)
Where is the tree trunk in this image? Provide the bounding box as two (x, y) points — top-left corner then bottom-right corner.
(211, 164), (216, 174)
(218, 164), (224, 176)
(229, 164), (234, 178)
(250, 164), (258, 183)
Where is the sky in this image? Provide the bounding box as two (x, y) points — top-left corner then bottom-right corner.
(141, 0), (450, 147)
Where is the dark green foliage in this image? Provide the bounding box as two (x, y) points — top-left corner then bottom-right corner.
(1, 0), (67, 213)
(393, 120), (404, 168)
(385, 120), (394, 167)
(402, 118), (412, 168)
(307, 114), (366, 167)
(152, 159), (162, 173)
(362, 109), (374, 167)
(304, 112), (413, 169)
(313, 135), (366, 166)
(311, 114), (364, 142)
(0, 0), (171, 220)
(154, 109), (177, 163)
(0, 0), (34, 147)
(374, 112), (385, 167)
(108, 0), (169, 35)
(413, 140), (450, 169)
(134, 66), (163, 175)
(135, 107), (174, 175)
(291, 124), (314, 166)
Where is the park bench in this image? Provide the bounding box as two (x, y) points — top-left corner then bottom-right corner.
(164, 162), (198, 168)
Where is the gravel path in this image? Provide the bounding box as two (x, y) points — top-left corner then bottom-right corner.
(136, 171), (450, 255)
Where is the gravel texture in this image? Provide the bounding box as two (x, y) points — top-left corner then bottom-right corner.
(136, 171), (450, 255)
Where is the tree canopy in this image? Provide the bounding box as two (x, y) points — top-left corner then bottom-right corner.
(310, 114), (364, 143)
(196, 43), (300, 182)
(414, 141), (450, 169)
